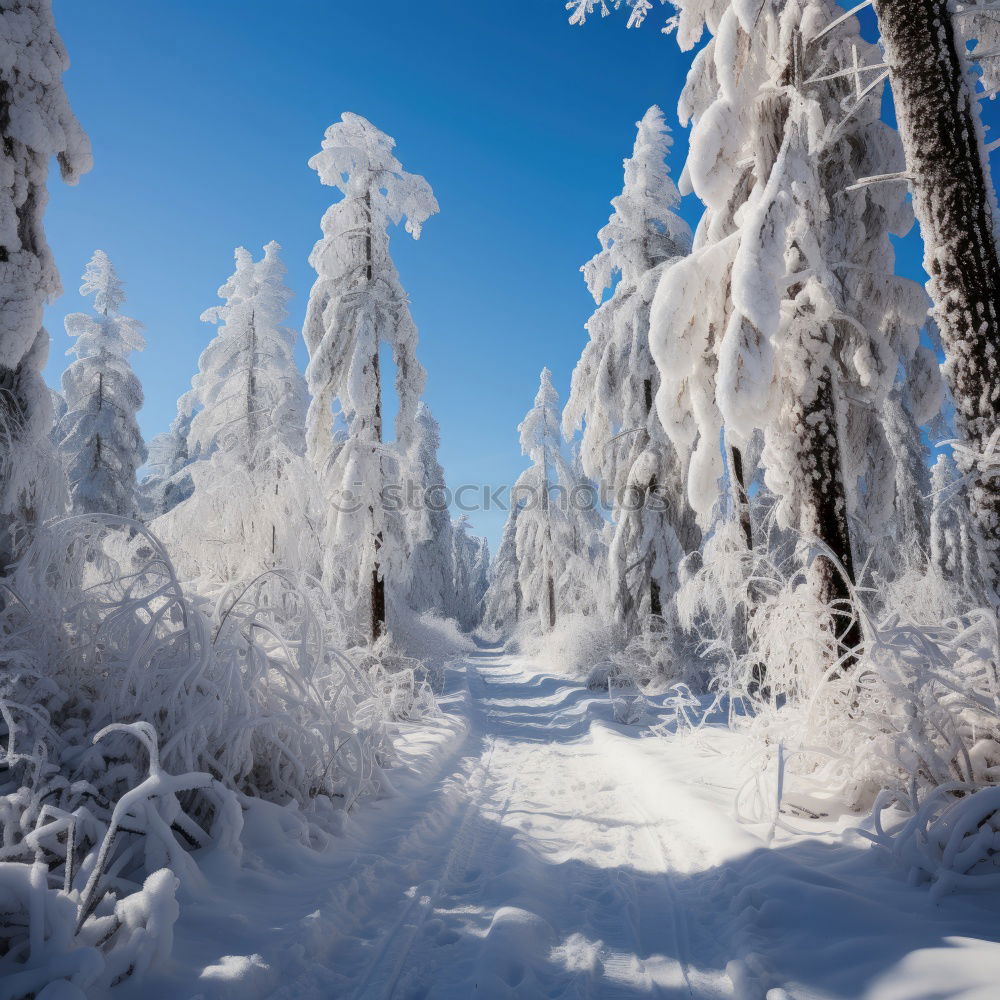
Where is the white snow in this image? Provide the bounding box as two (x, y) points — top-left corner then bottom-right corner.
(103, 648), (1000, 1000)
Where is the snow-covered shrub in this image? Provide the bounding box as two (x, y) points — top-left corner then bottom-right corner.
(0, 514), (397, 813)
(355, 636), (442, 720)
(390, 606), (476, 664)
(0, 507), (443, 989)
(0, 722), (222, 995)
(692, 515), (1000, 834)
(514, 611), (624, 684)
(866, 785), (1000, 899)
(605, 615), (697, 692)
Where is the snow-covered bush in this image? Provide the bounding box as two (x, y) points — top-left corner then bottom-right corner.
(0, 515), (393, 810)
(390, 605), (476, 665)
(0, 507), (441, 989)
(684, 511), (1000, 817)
(0, 721), (222, 995)
(514, 611), (625, 684)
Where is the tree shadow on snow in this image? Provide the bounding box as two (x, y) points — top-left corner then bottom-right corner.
(391, 802), (1000, 1000)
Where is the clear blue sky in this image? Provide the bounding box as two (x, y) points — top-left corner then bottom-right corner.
(42, 1), (973, 549)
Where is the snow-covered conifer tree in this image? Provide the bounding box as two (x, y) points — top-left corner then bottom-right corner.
(882, 387), (932, 558)
(563, 105), (697, 630)
(649, 0), (935, 661)
(55, 251), (146, 516)
(450, 516), (489, 631)
(517, 369), (603, 630)
(0, 0), (91, 570)
(162, 242), (314, 581)
(189, 242), (306, 463)
(140, 389), (197, 520)
(871, 0), (1000, 596)
(406, 402), (454, 616)
(482, 492), (525, 633)
(304, 113), (438, 640)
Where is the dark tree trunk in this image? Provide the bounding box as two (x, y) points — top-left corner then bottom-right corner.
(798, 365), (862, 668)
(371, 347), (386, 642)
(728, 444), (769, 696)
(363, 189), (386, 641)
(643, 376), (665, 621)
(649, 577), (662, 620)
(874, 0), (1000, 597)
(546, 572), (556, 630)
(729, 445), (753, 553)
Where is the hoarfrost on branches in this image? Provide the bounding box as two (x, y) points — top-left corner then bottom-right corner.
(157, 241), (318, 584)
(564, 105), (697, 629)
(303, 112), (438, 638)
(0, 0), (92, 570)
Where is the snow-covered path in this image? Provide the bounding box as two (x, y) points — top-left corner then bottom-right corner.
(326, 644), (734, 999)
(124, 645), (1000, 1000)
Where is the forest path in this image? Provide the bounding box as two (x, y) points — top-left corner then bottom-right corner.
(120, 646), (1000, 1000)
(312, 644), (741, 1000)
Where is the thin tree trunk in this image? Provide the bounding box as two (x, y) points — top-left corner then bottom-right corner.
(371, 343), (386, 641)
(643, 377), (664, 622)
(728, 443), (768, 696)
(365, 188), (386, 641)
(729, 444), (753, 553)
(547, 571), (556, 630)
(874, 0), (1000, 596)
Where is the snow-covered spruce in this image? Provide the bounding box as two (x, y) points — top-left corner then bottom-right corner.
(930, 451), (987, 597)
(303, 113), (438, 641)
(55, 251), (146, 518)
(0, 0), (91, 573)
(563, 105), (698, 632)
(139, 388), (198, 519)
(649, 0), (937, 661)
(450, 515), (490, 632)
(494, 368), (604, 632)
(482, 489), (525, 634)
(157, 241), (320, 584)
(406, 402), (455, 617)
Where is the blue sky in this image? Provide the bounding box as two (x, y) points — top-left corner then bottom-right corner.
(43, 0), (976, 548)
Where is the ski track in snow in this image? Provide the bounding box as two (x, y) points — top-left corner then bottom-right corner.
(298, 645), (730, 999)
(121, 645), (1000, 1000)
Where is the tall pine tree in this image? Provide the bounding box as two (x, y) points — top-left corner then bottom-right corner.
(303, 113), (438, 640)
(564, 105), (697, 630)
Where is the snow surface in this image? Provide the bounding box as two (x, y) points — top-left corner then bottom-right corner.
(110, 647), (1000, 1000)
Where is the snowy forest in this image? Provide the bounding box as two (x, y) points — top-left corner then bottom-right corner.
(3, 0), (1000, 996)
